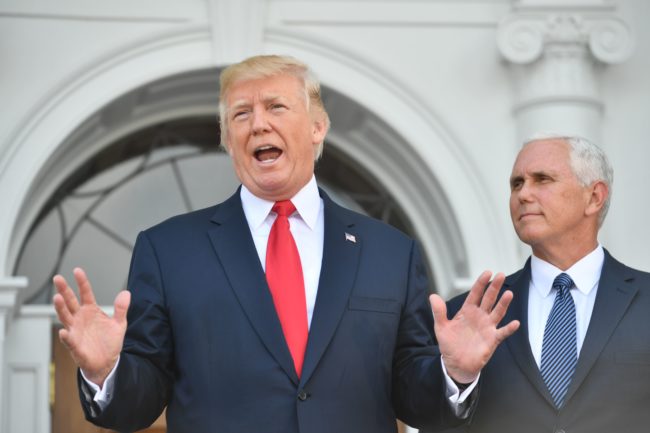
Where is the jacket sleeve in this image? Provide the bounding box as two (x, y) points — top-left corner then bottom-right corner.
(79, 231), (174, 431)
(391, 241), (469, 431)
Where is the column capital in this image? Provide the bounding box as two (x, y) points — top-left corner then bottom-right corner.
(0, 276), (28, 338)
(497, 9), (634, 65)
(495, 2), (635, 149)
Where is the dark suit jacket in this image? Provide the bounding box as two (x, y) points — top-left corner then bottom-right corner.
(428, 249), (650, 433)
(80, 189), (461, 433)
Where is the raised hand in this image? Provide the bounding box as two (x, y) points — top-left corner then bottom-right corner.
(430, 271), (520, 384)
(53, 267), (131, 387)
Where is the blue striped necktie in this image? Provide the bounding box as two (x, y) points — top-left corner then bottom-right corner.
(540, 273), (577, 408)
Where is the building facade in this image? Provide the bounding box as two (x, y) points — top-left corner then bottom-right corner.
(1, 0), (648, 431)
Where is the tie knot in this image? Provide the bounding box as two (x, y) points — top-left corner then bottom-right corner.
(552, 273), (574, 295)
(273, 200), (296, 217)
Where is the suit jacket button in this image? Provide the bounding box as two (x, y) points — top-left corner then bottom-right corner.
(298, 390), (308, 401)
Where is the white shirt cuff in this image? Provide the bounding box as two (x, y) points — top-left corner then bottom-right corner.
(80, 355), (120, 410)
(441, 356), (480, 417)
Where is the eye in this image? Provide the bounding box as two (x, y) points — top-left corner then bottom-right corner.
(270, 103), (287, 112)
(232, 110), (250, 121)
(510, 179), (523, 190)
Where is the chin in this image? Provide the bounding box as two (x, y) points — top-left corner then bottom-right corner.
(515, 227), (541, 246)
(254, 172), (288, 188)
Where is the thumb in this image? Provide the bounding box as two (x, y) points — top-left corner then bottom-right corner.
(429, 293), (448, 325)
(113, 290), (131, 327)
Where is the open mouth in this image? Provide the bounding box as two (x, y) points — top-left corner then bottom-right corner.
(254, 145), (283, 162)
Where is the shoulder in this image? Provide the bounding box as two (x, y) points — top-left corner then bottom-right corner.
(143, 205), (217, 237)
(603, 249), (650, 283)
(141, 191), (240, 240)
(322, 192), (414, 247)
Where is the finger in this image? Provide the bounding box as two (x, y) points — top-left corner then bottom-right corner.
(496, 319), (521, 341)
(489, 289), (514, 323)
(58, 328), (73, 351)
(480, 272), (506, 311)
(53, 293), (74, 328)
(429, 294), (448, 325)
(53, 274), (81, 314)
(465, 270), (492, 306)
(74, 267), (97, 306)
(113, 291), (131, 327)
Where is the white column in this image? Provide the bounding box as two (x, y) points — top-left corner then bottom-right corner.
(497, 0), (634, 144)
(0, 277), (28, 432)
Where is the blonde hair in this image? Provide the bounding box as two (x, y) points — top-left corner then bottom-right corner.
(218, 55), (330, 159)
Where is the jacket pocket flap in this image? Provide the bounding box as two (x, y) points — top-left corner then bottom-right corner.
(349, 296), (401, 314)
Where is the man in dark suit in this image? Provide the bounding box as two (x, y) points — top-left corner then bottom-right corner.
(52, 55), (519, 433)
(426, 135), (650, 433)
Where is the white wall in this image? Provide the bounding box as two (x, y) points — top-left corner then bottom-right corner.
(599, 0), (650, 271)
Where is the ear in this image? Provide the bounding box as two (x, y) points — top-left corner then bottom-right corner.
(222, 129), (233, 156)
(311, 116), (328, 145)
(585, 181), (608, 218)
(219, 120), (232, 155)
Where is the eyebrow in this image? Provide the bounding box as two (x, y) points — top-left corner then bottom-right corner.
(510, 170), (556, 184)
(529, 170), (554, 179)
(229, 99), (251, 110)
(229, 94), (287, 111)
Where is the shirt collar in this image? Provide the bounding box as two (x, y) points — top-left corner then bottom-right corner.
(239, 175), (321, 231)
(530, 245), (605, 298)
(289, 175), (321, 230)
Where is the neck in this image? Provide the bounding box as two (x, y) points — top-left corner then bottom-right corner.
(531, 239), (599, 270)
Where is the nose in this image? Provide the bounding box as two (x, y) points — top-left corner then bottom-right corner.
(251, 108), (271, 135)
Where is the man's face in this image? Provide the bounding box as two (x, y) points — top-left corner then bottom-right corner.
(509, 139), (595, 253)
(223, 73), (327, 201)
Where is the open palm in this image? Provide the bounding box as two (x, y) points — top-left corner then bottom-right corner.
(430, 271), (520, 384)
(53, 267), (130, 387)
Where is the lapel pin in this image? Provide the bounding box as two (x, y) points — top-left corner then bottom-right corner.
(345, 232), (356, 243)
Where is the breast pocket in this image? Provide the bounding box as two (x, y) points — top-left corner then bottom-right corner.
(348, 296), (401, 314)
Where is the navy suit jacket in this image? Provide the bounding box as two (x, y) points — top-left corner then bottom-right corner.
(80, 189), (461, 433)
(430, 250), (650, 433)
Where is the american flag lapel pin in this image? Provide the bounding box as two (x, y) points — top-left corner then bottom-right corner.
(345, 232), (356, 243)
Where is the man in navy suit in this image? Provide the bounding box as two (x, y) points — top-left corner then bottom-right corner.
(52, 55), (519, 433)
(425, 135), (650, 433)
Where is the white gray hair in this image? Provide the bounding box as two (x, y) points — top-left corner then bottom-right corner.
(523, 133), (614, 226)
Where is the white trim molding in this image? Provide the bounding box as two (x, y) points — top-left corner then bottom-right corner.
(0, 277), (28, 338)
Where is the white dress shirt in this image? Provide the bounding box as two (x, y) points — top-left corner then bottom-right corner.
(527, 245), (604, 367)
(240, 175), (323, 327)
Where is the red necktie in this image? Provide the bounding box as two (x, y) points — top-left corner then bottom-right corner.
(265, 200), (308, 377)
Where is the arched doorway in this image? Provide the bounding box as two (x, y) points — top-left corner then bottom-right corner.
(8, 67), (467, 432)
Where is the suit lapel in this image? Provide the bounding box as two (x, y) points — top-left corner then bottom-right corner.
(503, 261), (556, 407)
(564, 250), (638, 403)
(299, 192), (361, 386)
(207, 191), (299, 384)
